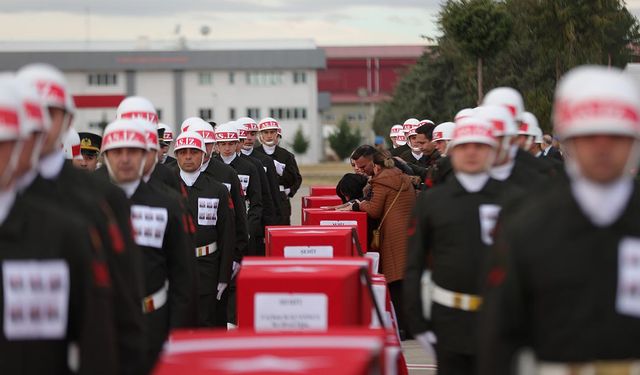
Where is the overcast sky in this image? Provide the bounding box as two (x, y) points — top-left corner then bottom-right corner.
(1, 1), (639, 46)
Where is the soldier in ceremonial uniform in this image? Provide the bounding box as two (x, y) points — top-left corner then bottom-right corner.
(182, 117), (248, 294)
(479, 66), (640, 375)
(254, 117), (302, 225)
(215, 122), (263, 255)
(77, 132), (101, 171)
(389, 124), (406, 151)
(101, 119), (196, 373)
(405, 116), (522, 375)
(429, 122), (455, 186)
(238, 117), (285, 225)
(390, 118), (418, 157)
(173, 131), (235, 327)
(0, 77), (117, 375)
(16, 64), (146, 375)
(116, 97), (181, 193)
(158, 123), (176, 165)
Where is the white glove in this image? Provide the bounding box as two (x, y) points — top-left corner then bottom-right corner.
(231, 261), (241, 280)
(415, 331), (437, 360)
(284, 188), (291, 196)
(274, 160), (286, 176)
(216, 282), (228, 300)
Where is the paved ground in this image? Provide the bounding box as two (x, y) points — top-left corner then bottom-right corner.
(292, 165), (436, 373)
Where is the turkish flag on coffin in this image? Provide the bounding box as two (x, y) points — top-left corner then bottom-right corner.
(153, 328), (387, 375)
(265, 226), (357, 258)
(303, 209), (368, 252)
(237, 257), (375, 331)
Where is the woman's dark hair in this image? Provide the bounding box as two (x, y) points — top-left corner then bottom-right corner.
(371, 149), (395, 169)
(336, 173), (368, 203)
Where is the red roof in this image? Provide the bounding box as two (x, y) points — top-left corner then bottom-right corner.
(321, 45), (427, 59)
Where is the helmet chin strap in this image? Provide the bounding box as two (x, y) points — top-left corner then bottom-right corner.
(30, 133), (45, 169)
(523, 136), (533, 151)
(494, 136), (513, 166)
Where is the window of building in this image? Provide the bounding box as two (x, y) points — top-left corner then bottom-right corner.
(246, 71), (283, 86)
(87, 73), (118, 86)
(268, 107), (308, 120)
(247, 107), (261, 119)
(229, 108), (236, 120)
(347, 112), (366, 122)
(229, 72), (235, 85)
(156, 109), (163, 121)
(199, 108), (214, 121)
(293, 71), (307, 84)
(198, 72), (213, 85)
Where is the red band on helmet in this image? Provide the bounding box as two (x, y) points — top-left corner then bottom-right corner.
(196, 130), (215, 140)
(215, 132), (238, 141)
(259, 121), (279, 129)
(163, 131), (173, 141)
(103, 130), (146, 148)
(0, 107), (19, 129)
(35, 80), (66, 105)
(238, 129), (247, 137)
(433, 131), (443, 140)
(505, 105), (517, 117)
(146, 132), (158, 146)
(491, 120), (505, 133)
(519, 123), (529, 132)
(556, 99), (640, 127)
(24, 101), (43, 122)
(120, 111), (159, 124)
(454, 124), (494, 139)
(72, 144), (81, 157)
(175, 137), (203, 149)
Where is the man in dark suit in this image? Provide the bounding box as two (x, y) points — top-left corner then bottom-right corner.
(541, 134), (564, 161)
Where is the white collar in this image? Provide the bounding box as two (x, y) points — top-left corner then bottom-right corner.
(38, 151), (66, 180)
(0, 189), (16, 226)
(15, 169), (38, 192)
(455, 172), (490, 193)
(509, 144), (519, 159)
(490, 159), (516, 181)
(220, 153), (236, 165)
(200, 159), (210, 172)
(535, 151), (543, 158)
(543, 145), (552, 155)
(241, 148), (253, 156)
(571, 176), (633, 227)
(180, 169), (201, 187)
(411, 151), (423, 160)
(116, 180), (141, 199)
(262, 144), (276, 155)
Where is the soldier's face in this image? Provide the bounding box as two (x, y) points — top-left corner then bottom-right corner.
(0, 140), (18, 190)
(434, 140), (448, 155)
(390, 136), (398, 147)
(143, 150), (157, 176)
(105, 148), (146, 183)
(176, 148), (204, 173)
(41, 107), (66, 157)
(567, 135), (635, 183)
(15, 132), (43, 178)
(204, 143), (215, 162)
(516, 134), (532, 149)
(450, 143), (495, 174)
(244, 131), (257, 148)
(159, 144), (169, 161)
(76, 152), (98, 171)
(217, 141), (238, 158)
(261, 129), (278, 144)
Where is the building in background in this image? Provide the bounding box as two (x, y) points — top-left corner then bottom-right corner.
(0, 40), (325, 163)
(317, 45), (426, 140)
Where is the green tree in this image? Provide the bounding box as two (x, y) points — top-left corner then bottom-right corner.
(329, 118), (361, 160)
(290, 126), (310, 154)
(441, 0), (512, 103)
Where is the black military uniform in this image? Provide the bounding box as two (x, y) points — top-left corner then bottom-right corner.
(241, 153), (278, 230)
(515, 148), (561, 178)
(0, 193), (117, 375)
(405, 175), (521, 375)
(25, 157), (146, 375)
(390, 143), (410, 157)
(430, 156), (453, 186)
(242, 148), (285, 225)
(127, 180), (196, 372)
(148, 163), (182, 193)
(203, 158), (249, 264)
(479, 177), (640, 375)
(254, 144), (302, 225)
(163, 155), (177, 165)
(177, 170), (235, 327)
(218, 154), (263, 256)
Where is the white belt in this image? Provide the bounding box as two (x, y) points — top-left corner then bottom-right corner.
(432, 283), (482, 312)
(195, 242), (217, 257)
(537, 361), (640, 375)
(142, 280), (169, 314)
